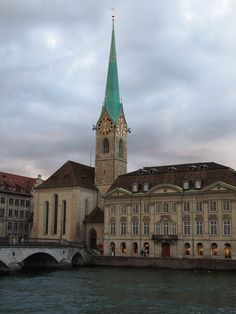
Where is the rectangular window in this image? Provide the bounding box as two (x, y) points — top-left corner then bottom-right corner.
(132, 183), (138, 192)
(20, 210), (24, 218)
(163, 222), (169, 235)
(26, 200), (30, 207)
(110, 222), (116, 235)
(0, 208), (4, 217)
(0, 197), (5, 204)
(24, 224), (28, 232)
(8, 222), (12, 230)
(120, 222), (127, 235)
(14, 223), (18, 231)
(143, 222), (150, 235)
(132, 222), (139, 235)
(155, 223), (161, 235)
(183, 180), (190, 190)
(183, 221), (190, 235)
(15, 199), (19, 206)
(195, 179), (202, 189)
(144, 204), (149, 213)
(223, 220), (231, 235)
(19, 222), (23, 231)
(8, 209), (13, 217)
(155, 203), (162, 213)
(172, 224), (177, 235)
(210, 220), (217, 235)
(110, 205), (116, 215)
(196, 221), (203, 235)
(14, 210), (19, 218)
(209, 201), (217, 212)
(171, 203), (177, 213)
(20, 199), (25, 207)
(183, 202), (190, 212)
(133, 204), (139, 214)
(9, 198), (13, 205)
(121, 204), (127, 214)
(223, 200), (230, 211)
(196, 202), (203, 212)
(163, 203), (169, 213)
(25, 211), (29, 218)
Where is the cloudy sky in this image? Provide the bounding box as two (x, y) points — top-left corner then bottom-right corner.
(1, 0), (236, 179)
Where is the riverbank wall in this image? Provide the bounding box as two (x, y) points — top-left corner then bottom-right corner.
(91, 256), (236, 270)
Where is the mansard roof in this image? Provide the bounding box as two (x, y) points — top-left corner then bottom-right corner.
(84, 207), (104, 223)
(106, 162), (236, 193)
(0, 171), (37, 195)
(36, 160), (97, 191)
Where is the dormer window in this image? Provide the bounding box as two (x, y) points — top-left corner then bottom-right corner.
(199, 164), (208, 170)
(149, 168), (158, 174)
(132, 183), (138, 192)
(188, 165), (197, 171)
(183, 180), (190, 190)
(138, 169), (148, 175)
(168, 166), (177, 172)
(195, 179), (202, 189)
(143, 182), (149, 192)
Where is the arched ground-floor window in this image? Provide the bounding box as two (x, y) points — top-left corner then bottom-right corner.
(110, 242), (115, 256)
(184, 242), (191, 255)
(197, 243), (203, 256)
(224, 243), (231, 258)
(143, 242), (149, 256)
(120, 242), (126, 254)
(89, 228), (97, 249)
(211, 243), (218, 256)
(133, 242), (138, 254)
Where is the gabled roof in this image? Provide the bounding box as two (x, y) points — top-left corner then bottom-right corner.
(36, 160), (97, 191)
(106, 162), (236, 193)
(0, 171), (37, 195)
(99, 18), (123, 123)
(84, 207), (104, 223)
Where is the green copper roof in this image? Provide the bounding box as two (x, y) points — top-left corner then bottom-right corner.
(102, 20), (123, 123)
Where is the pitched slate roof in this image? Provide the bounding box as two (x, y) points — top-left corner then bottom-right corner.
(0, 172), (37, 195)
(106, 162), (236, 193)
(36, 160), (97, 191)
(84, 207), (104, 223)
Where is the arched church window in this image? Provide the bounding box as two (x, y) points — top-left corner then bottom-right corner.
(119, 139), (123, 158)
(103, 138), (109, 154)
(53, 194), (58, 235)
(44, 201), (49, 235)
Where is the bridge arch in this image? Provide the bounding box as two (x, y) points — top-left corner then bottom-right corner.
(71, 252), (84, 267)
(22, 252), (59, 269)
(0, 260), (8, 271)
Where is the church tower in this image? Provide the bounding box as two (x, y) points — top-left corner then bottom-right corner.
(95, 17), (128, 195)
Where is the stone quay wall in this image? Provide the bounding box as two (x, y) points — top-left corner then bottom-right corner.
(91, 256), (236, 271)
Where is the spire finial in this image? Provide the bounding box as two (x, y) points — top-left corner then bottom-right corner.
(112, 8), (115, 29)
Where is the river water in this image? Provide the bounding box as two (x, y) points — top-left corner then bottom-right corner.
(0, 267), (236, 314)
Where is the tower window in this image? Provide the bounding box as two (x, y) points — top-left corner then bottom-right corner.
(103, 138), (109, 154)
(119, 139), (123, 158)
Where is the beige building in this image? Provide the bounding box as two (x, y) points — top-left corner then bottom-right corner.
(0, 171), (42, 243)
(31, 161), (99, 245)
(103, 162), (236, 259)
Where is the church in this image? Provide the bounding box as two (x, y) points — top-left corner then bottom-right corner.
(31, 18), (236, 260)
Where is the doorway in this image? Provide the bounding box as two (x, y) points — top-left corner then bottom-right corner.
(89, 228), (97, 249)
(162, 243), (170, 257)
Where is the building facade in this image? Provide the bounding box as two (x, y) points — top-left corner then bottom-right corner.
(103, 163), (236, 259)
(0, 172), (42, 243)
(31, 161), (98, 244)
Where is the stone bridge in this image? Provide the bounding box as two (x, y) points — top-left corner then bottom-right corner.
(0, 242), (93, 272)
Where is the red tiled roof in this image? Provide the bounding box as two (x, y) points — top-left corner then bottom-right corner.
(107, 162), (236, 193)
(36, 160), (97, 191)
(0, 171), (37, 195)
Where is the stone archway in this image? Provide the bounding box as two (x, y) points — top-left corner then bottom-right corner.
(23, 253), (58, 269)
(71, 252), (84, 267)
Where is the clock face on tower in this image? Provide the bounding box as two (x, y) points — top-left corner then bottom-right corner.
(116, 117), (127, 136)
(98, 117), (113, 135)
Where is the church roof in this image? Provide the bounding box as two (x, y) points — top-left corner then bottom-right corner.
(100, 19), (123, 123)
(84, 207), (104, 223)
(36, 160), (97, 191)
(106, 162), (236, 193)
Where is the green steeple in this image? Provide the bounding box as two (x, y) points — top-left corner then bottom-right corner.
(102, 18), (123, 123)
